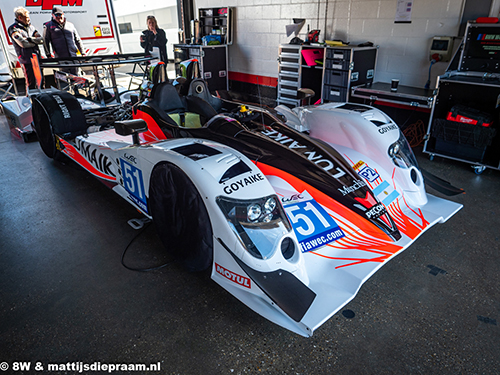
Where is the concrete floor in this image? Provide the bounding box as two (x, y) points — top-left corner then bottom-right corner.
(1, 112), (499, 374)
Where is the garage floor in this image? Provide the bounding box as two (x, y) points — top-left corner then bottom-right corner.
(1, 113), (499, 374)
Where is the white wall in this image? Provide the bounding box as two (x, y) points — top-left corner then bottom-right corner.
(195, 0), (472, 88)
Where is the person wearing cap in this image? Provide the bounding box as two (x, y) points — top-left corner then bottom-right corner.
(7, 6), (44, 92)
(43, 6), (85, 75)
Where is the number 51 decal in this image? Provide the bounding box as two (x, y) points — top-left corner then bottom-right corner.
(284, 199), (345, 253)
(120, 159), (148, 214)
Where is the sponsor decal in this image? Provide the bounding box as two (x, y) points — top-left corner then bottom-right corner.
(94, 26), (102, 37)
(353, 160), (380, 183)
(281, 191), (313, 206)
(223, 173), (264, 194)
(365, 203), (386, 219)
(75, 138), (115, 177)
(281, 193), (304, 204)
(378, 124), (399, 134)
(260, 128), (346, 179)
(299, 229), (345, 252)
(52, 95), (71, 119)
(59, 139), (116, 182)
(283, 191), (345, 252)
(215, 263), (251, 288)
(26, 0), (83, 11)
(353, 161), (400, 206)
(128, 193), (148, 213)
(123, 153), (137, 164)
(101, 27), (112, 37)
(355, 191), (394, 229)
(337, 179), (366, 196)
(120, 159), (148, 214)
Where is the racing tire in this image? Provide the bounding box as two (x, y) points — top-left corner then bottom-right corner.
(149, 162), (213, 272)
(31, 92), (87, 159)
(31, 95), (58, 158)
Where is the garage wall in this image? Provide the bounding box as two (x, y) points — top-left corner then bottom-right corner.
(192, 0), (483, 89)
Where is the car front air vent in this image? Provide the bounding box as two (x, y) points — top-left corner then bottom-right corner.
(172, 143), (222, 160)
(337, 103), (370, 112)
(219, 160), (252, 183)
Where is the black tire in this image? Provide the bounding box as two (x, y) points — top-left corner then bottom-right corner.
(31, 95), (58, 158)
(148, 162), (213, 272)
(31, 91), (87, 159)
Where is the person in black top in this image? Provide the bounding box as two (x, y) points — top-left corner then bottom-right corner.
(140, 15), (168, 64)
(8, 6), (44, 92)
(43, 6), (86, 75)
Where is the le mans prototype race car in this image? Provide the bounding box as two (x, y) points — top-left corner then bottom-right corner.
(30, 78), (463, 337)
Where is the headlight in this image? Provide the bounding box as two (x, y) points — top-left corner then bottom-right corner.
(247, 204), (262, 221)
(264, 197), (277, 212)
(217, 195), (291, 260)
(388, 130), (419, 169)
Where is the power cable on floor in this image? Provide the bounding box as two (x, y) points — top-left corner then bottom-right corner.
(121, 218), (175, 272)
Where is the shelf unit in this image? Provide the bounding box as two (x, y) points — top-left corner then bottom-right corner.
(322, 46), (377, 102)
(198, 7), (233, 45)
(277, 44), (378, 107)
(277, 44), (324, 107)
(277, 44), (301, 106)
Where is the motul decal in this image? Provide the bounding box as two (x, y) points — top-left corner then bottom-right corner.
(25, 0), (83, 11)
(215, 263), (251, 289)
(260, 128), (346, 179)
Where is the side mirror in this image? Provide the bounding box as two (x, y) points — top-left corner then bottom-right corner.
(297, 88), (315, 106)
(114, 119), (148, 145)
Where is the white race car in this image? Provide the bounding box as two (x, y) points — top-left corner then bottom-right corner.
(31, 81), (462, 336)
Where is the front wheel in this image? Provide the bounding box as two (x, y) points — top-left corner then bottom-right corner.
(148, 162), (213, 272)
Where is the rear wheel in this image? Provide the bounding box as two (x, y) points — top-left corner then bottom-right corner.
(31, 96), (58, 158)
(148, 162), (213, 271)
(31, 91), (87, 159)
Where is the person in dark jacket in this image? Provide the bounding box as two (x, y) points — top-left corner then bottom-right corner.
(140, 15), (168, 64)
(8, 6), (44, 92)
(43, 6), (85, 75)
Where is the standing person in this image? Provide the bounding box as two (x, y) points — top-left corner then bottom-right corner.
(7, 6), (44, 92)
(140, 15), (168, 64)
(43, 6), (86, 75)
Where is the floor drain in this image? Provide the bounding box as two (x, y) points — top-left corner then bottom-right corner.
(342, 309), (355, 319)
